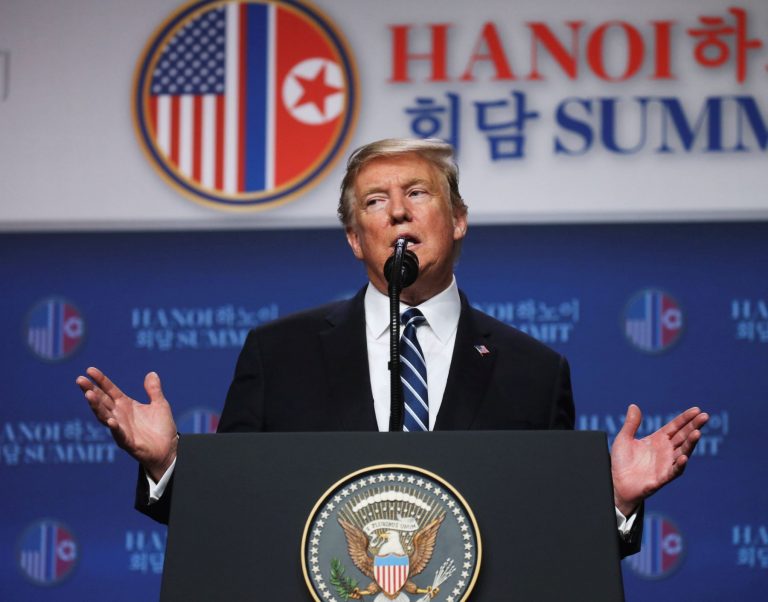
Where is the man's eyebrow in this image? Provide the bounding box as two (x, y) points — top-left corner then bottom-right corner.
(359, 185), (387, 198)
(360, 178), (432, 197)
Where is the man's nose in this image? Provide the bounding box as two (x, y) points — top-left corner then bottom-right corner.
(387, 193), (411, 223)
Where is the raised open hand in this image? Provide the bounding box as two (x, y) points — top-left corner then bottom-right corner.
(76, 367), (178, 481)
(611, 404), (709, 516)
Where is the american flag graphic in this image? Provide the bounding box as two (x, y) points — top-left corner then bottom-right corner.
(624, 289), (682, 353)
(26, 298), (84, 361)
(135, 0), (356, 205)
(148, 7), (228, 190)
(374, 554), (409, 596)
(18, 520), (78, 585)
(625, 513), (684, 578)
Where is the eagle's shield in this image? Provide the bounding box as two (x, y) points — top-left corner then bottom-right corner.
(373, 554), (409, 596)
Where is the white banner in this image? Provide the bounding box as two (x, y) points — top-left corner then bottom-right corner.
(1, 0), (766, 230)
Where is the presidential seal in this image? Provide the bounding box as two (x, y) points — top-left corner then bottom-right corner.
(302, 465), (481, 602)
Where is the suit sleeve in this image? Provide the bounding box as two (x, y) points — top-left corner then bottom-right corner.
(217, 329), (267, 433)
(550, 355), (576, 430)
(619, 503), (644, 558)
(134, 467), (173, 524)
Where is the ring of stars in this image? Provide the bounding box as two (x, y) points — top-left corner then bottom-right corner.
(303, 466), (480, 602)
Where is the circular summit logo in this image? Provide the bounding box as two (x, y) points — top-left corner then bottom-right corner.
(177, 408), (220, 433)
(24, 297), (85, 362)
(133, 0), (358, 211)
(624, 513), (685, 579)
(17, 519), (79, 586)
(302, 465), (481, 602)
(623, 288), (683, 353)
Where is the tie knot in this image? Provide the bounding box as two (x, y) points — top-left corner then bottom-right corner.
(401, 308), (426, 328)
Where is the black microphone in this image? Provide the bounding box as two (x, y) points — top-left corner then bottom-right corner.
(385, 237), (420, 432)
(384, 238), (419, 288)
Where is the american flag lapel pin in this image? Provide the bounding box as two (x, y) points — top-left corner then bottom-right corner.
(474, 344), (490, 356)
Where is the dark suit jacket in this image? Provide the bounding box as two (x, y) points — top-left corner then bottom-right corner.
(136, 286), (641, 555)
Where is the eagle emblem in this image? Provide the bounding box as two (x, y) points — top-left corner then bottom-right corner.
(339, 514), (444, 599)
(302, 466), (480, 602)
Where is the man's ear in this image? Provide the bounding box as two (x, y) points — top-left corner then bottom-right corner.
(346, 226), (364, 260)
(453, 210), (468, 241)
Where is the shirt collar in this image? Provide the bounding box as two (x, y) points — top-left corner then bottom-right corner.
(364, 276), (461, 342)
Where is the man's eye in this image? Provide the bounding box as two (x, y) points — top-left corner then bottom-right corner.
(409, 189), (428, 199)
(365, 198), (386, 209)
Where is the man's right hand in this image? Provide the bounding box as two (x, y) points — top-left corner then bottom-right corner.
(76, 367), (178, 482)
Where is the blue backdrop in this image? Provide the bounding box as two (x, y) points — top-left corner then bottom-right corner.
(2, 221), (766, 600)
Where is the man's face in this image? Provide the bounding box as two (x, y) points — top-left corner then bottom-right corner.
(345, 153), (467, 305)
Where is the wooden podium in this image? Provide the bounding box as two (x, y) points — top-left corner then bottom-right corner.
(160, 431), (625, 601)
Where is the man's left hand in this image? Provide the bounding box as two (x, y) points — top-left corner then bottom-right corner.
(611, 404), (709, 517)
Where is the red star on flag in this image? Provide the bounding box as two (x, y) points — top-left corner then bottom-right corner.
(294, 65), (342, 116)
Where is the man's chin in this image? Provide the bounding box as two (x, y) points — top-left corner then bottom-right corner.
(401, 275), (449, 305)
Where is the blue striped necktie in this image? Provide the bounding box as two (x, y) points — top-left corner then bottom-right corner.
(400, 308), (429, 432)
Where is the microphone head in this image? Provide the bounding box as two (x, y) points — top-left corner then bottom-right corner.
(384, 245), (419, 288)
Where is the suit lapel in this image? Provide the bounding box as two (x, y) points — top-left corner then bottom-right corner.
(319, 287), (378, 431)
(434, 293), (496, 430)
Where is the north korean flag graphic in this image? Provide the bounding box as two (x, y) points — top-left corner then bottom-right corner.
(624, 289), (683, 353)
(625, 513), (684, 579)
(18, 520), (78, 585)
(134, 0), (357, 209)
(25, 297), (84, 361)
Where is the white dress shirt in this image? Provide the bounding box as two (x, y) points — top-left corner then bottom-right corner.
(364, 276), (461, 431)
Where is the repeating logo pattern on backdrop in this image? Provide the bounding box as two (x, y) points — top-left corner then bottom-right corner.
(624, 513), (685, 579)
(17, 519), (79, 586)
(303, 465), (481, 602)
(177, 408), (220, 433)
(24, 297), (85, 362)
(133, 0), (358, 210)
(623, 289), (683, 353)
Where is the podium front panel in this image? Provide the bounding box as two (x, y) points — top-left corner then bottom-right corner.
(161, 431), (624, 601)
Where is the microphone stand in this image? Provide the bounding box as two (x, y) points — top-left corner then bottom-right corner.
(385, 238), (419, 432)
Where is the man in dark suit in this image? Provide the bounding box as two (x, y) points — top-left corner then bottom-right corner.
(76, 138), (708, 558)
